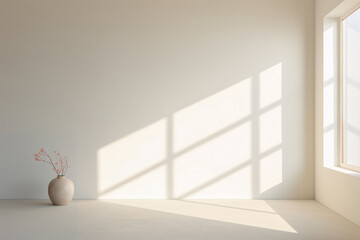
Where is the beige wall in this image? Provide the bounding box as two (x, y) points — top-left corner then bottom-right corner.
(315, 0), (360, 227)
(0, 0), (314, 199)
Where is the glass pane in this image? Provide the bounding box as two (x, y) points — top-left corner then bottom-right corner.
(343, 8), (360, 168)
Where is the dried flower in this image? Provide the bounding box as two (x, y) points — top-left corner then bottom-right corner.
(33, 148), (70, 176)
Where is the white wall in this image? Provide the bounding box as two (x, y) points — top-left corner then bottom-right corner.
(315, 0), (360, 227)
(0, 0), (314, 199)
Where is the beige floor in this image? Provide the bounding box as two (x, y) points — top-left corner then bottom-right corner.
(1, 200), (359, 240)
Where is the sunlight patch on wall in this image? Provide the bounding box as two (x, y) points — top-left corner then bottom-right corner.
(180, 165), (253, 199)
(107, 200), (297, 233)
(96, 63), (284, 199)
(259, 106), (282, 153)
(257, 63), (283, 194)
(259, 63), (282, 109)
(173, 78), (251, 153)
(260, 149), (282, 193)
(100, 166), (167, 199)
(173, 122), (252, 198)
(97, 119), (166, 198)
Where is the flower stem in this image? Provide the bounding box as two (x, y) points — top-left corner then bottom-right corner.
(45, 152), (59, 176)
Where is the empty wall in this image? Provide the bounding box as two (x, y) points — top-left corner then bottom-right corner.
(0, 0), (314, 199)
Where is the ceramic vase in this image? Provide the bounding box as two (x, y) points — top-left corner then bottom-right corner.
(48, 175), (74, 206)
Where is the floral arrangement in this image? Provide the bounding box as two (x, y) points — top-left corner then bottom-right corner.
(33, 148), (71, 176)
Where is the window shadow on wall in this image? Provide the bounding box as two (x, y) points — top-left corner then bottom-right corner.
(97, 63), (284, 199)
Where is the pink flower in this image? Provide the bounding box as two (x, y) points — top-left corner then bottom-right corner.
(33, 149), (70, 176)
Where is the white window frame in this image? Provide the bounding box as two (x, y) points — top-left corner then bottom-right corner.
(339, 5), (360, 173)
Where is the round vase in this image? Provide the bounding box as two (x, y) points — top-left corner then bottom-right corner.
(48, 175), (74, 206)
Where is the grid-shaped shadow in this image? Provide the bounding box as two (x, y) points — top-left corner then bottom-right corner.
(97, 63), (283, 199)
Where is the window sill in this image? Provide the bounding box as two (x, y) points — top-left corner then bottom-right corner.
(324, 165), (360, 178)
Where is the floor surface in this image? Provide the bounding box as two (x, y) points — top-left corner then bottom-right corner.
(1, 200), (359, 240)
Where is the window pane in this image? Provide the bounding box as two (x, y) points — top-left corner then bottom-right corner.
(343, 8), (360, 168)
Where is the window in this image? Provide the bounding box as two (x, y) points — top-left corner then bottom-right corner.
(341, 7), (360, 172)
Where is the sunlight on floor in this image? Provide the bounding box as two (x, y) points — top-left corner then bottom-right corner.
(106, 199), (297, 233)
